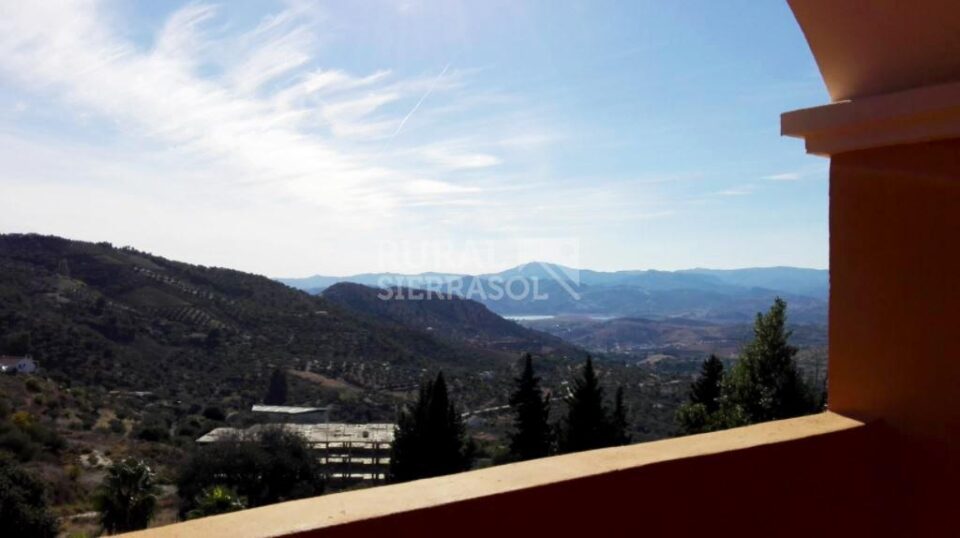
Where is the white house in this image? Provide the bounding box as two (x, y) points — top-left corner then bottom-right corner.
(0, 356), (37, 374)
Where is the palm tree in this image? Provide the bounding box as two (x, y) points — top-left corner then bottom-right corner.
(94, 458), (159, 534)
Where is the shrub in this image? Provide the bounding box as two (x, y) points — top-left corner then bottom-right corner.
(25, 378), (42, 393)
(201, 406), (226, 422)
(186, 485), (247, 520)
(0, 429), (35, 462)
(0, 457), (59, 537)
(177, 427), (324, 515)
(135, 422), (169, 443)
(109, 418), (125, 435)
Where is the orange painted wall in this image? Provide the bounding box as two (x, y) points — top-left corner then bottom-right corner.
(829, 139), (960, 535)
(289, 424), (887, 538)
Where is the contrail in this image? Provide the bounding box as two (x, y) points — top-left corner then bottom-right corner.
(389, 62), (450, 140)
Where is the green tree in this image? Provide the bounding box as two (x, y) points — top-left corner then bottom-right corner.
(676, 355), (725, 434)
(0, 457), (58, 538)
(94, 458), (159, 534)
(264, 368), (287, 405)
(610, 386), (631, 445)
(720, 298), (814, 426)
(691, 355), (724, 413)
(186, 485), (247, 520)
(177, 427), (324, 516)
(559, 357), (613, 453)
(390, 372), (470, 482)
(508, 353), (552, 461)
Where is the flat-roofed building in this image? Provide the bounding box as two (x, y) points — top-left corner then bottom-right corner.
(197, 422), (395, 485)
(250, 405), (331, 424)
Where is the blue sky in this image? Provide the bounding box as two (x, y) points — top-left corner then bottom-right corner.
(0, 1), (829, 276)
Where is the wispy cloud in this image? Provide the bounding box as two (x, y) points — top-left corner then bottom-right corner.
(0, 0), (694, 275)
(713, 187), (754, 196)
(763, 172), (802, 181)
(762, 161), (829, 183)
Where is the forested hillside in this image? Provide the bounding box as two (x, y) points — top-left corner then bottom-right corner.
(322, 282), (580, 356)
(0, 234), (524, 407)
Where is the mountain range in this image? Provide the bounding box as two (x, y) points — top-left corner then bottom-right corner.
(279, 263), (829, 324)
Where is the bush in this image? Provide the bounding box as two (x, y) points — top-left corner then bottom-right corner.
(109, 418), (125, 435)
(135, 424), (169, 443)
(201, 406), (226, 422)
(177, 427), (324, 516)
(0, 457), (59, 537)
(25, 378), (42, 393)
(0, 429), (35, 462)
(186, 485), (247, 520)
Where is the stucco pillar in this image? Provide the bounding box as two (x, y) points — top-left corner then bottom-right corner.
(785, 2), (960, 533)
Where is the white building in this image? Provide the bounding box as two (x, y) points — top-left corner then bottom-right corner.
(0, 356), (37, 374)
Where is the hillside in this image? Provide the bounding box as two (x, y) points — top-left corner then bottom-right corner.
(322, 282), (579, 356)
(0, 234), (530, 410)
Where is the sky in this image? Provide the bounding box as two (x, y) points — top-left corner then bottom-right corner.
(0, 0), (830, 277)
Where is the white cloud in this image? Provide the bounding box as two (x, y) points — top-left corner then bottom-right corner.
(0, 0), (676, 275)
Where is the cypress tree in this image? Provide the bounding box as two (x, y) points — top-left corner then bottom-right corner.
(559, 356), (611, 453)
(390, 372), (470, 482)
(508, 353), (552, 461)
(676, 355), (726, 434)
(690, 355), (724, 413)
(264, 368), (287, 405)
(610, 386), (631, 445)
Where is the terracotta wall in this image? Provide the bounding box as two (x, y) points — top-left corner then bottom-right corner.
(287, 423), (884, 538)
(829, 139), (960, 535)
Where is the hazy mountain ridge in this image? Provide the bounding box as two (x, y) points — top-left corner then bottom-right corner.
(280, 263), (829, 323)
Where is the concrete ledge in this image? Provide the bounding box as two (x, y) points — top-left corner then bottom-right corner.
(125, 412), (872, 537)
(781, 81), (960, 155)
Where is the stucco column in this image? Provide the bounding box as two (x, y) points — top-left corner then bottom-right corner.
(785, 2), (960, 532)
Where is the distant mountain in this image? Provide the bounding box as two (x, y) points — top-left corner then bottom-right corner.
(280, 263), (829, 323)
(678, 267), (829, 298)
(322, 282), (579, 356)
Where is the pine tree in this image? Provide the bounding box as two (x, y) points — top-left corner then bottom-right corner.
(264, 368), (287, 405)
(390, 372), (470, 482)
(559, 356), (612, 453)
(508, 353), (552, 461)
(720, 297), (813, 425)
(691, 355), (724, 413)
(610, 386), (631, 445)
(676, 355), (725, 434)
